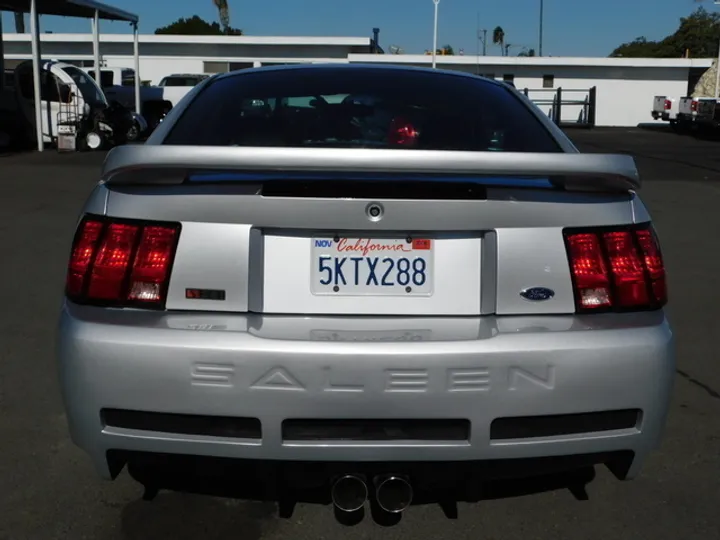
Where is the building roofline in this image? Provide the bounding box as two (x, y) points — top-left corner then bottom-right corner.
(348, 53), (714, 69)
(1, 32), (371, 46)
(2, 54), (355, 64)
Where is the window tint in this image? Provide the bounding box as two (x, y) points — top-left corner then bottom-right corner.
(88, 70), (116, 88)
(18, 69), (34, 99)
(163, 67), (561, 153)
(19, 70), (60, 102)
(41, 73), (61, 102)
(61, 66), (107, 105)
(160, 75), (208, 87)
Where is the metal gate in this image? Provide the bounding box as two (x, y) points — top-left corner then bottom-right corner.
(522, 87), (597, 128)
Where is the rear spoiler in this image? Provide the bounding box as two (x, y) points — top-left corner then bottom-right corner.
(100, 145), (640, 193)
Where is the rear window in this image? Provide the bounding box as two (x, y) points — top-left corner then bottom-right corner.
(163, 67), (562, 152)
(87, 70), (115, 88)
(160, 75), (207, 87)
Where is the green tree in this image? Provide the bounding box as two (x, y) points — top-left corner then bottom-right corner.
(610, 7), (720, 57)
(440, 44), (455, 55)
(155, 15), (242, 35)
(610, 36), (666, 57)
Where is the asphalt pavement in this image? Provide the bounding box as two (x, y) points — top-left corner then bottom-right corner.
(1, 127), (719, 540)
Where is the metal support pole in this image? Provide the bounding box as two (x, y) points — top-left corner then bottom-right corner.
(715, 36), (720, 101)
(30, 0), (43, 151)
(432, 0), (439, 68)
(539, 0), (544, 57)
(714, 2), (720, 100)
(0, 15), (5, 91)
(92, 9), (101, 82)
(475, 16), (481, 74)
(133, 22), (141, 115)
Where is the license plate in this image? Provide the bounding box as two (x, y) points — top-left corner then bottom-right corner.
(311, 237), (434, 296)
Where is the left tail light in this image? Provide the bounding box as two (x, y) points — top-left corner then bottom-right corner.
(65, 215), (181, 309)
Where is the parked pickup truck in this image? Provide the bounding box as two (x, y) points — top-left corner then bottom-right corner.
(82, 67), (211, 133)
(651, 96), (678, 125)
(676, 96), (719, 130)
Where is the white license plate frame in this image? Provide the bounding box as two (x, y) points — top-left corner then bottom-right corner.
(310, 236), (435, 297)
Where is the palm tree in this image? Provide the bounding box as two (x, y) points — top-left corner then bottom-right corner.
(492, 26), (506, 56)
(212, 0), (231, 34)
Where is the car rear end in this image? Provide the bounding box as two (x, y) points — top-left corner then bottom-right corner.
(652, 96), (677, 122)
(56, 65), (674, 522)
(678, 96), (716, 124)
(694, 98), (720, 128)
(652, 95), (667, 120)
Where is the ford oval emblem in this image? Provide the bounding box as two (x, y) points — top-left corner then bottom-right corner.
(520, 287), (555, 302)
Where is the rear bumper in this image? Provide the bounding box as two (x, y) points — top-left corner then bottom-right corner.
(652, 112), (675, 122)
(57, 303), (675, 481)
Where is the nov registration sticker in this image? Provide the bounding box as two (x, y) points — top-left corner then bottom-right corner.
(310, 237), (434, 297)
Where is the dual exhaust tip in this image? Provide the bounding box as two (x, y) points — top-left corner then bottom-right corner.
(331, 474), (413, 514)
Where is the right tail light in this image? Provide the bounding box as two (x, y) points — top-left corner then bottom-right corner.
(564, 224), (667, 313)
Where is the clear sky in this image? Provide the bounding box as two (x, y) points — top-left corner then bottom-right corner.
(0, 0), (712, 57)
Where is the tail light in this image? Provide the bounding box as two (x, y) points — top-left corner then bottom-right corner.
(564, 224), (667, 313)
(65, 215), (180, 309)
(691, 100), (698, 112)
(388, 117), (419, 146)
(664, 99), (672, 111)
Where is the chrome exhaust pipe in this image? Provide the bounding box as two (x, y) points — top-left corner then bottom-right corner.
(374, 475), (413, 513)
(331, 474), (369, 513)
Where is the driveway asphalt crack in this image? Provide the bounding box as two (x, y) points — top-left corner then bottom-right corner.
(677, 369), (720, 399)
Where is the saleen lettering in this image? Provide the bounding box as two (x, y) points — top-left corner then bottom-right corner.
(191, 364), (556, 392)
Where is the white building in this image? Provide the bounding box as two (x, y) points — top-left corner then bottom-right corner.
(2, 32), (714, 128)
(1, 32), (377, 81)
(349, 54), (714, 128)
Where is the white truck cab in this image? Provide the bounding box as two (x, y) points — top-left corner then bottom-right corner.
(83, 67), (210, 132)
(5, 60), (142, 150)
(14, 60), (109, 148)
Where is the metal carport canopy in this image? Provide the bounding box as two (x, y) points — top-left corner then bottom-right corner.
(0, 0), (140, 151)
(0, 0), (137, 22)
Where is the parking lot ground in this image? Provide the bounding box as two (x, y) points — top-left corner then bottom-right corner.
(1, 128), (719, 540)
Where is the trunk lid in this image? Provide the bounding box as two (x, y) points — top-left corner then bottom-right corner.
(98, 145), (642, 317)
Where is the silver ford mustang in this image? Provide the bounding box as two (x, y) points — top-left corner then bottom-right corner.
(56, 64), (674, 524)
